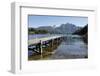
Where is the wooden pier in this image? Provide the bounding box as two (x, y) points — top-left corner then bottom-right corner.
(28, 35), (64, 57)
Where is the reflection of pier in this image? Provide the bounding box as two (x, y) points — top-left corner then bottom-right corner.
(28, 35), (64, 57)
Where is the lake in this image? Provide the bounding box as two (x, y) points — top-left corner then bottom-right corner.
(28, 34), (59, 40)
(28, 34), (88, 60)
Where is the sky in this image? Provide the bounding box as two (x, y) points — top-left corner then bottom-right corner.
(28, 15), (88, 28)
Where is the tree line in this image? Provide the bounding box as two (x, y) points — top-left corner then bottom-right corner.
(28, 28), (48, 34)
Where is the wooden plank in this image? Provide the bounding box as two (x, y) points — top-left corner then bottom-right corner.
(28, 35), (64, 46)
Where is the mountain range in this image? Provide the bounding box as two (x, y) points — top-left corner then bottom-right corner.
(35, 23), (81, 34)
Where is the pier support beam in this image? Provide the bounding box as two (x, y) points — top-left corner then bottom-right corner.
(51, 39), (53, 50)
(40, 40), (43, 58)
(57, 38), (58, 43)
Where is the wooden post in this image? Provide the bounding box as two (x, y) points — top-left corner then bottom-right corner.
(36, 44), (39, 53)
(40, 40), (43, 58)
(57, 38), (58, 45)
(51, 39), (53, 50)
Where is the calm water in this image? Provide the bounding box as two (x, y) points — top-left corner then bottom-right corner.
(49, 36), (88, 59)
(28, 34), (53, 40)
(28, 34), (88, 60)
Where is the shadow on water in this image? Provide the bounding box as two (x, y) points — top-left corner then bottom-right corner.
(28, 35), (88, 60)
(82, 36), (88, 44)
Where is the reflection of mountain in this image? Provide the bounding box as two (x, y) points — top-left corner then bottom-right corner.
(73, 24), (88, 43)
(36, 23), (81, 34)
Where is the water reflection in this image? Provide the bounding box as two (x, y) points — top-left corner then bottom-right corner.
(28, 35), (88, 60)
